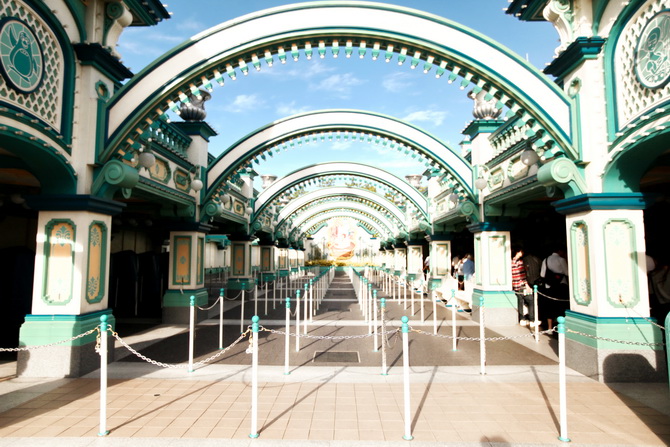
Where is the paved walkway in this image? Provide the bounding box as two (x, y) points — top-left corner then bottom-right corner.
(1, 271), (669, 446)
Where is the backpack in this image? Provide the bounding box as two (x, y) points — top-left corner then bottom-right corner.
(540, 258), (565, 288)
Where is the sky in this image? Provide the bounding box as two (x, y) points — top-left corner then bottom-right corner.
(117, 0), (559, 188)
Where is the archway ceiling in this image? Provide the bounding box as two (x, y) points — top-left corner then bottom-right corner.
(279, 200), (401, 239)
(253, 161), (428, 219)
(268, 189), (407, 234)
(105, 1), (573, 167)
(206, 110), (470, 205)
(291, 209), (392, 241)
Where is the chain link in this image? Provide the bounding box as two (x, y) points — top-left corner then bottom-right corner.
(536, 289), (570, 302)
(192, 330), (250, 367)
(263, 327), (399, 340)
(411, 326), (554, 342)
(565, 328), (664, 347)
(196, 296), (222, 311)
(0, 327), (99, 352)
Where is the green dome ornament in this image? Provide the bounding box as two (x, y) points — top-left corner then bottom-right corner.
(0, 17), (44, 94)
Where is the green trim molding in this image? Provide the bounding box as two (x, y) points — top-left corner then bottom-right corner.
(73, 43), (133, 83)
(552, 193), (652, 215)
(27, 194), (125, 215)
(19, 308), (114, 347)
(472, 289), (517, 309)
(227, 277), (258, 291)
(566, 310), (663, 350)
(544, 37), (606, 83)
(462, 120), (506, 139)
(172, 121), (218, 141)
(162, 288), (208, 307)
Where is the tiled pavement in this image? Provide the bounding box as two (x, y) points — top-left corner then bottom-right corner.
(1, 271), (669, 446)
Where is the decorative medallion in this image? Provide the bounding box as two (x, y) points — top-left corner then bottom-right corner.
(635, 10), (670, 89)
(0, 17), (44, 94)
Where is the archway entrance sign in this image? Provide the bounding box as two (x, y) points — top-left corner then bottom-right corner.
(105, 2), (572, 166)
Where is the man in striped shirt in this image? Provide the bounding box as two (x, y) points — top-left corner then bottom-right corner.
(512, 246), (535, 327)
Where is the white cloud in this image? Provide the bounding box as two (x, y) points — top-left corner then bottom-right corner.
(402, 109), (448, 127)
(382, 72), (414, 93)
(330, 141), (352, 151)
(276, 101), (311, 116)
(224, 94), (265, 113)
(311, 73), (364, 99)
(178, 18), (206, 33)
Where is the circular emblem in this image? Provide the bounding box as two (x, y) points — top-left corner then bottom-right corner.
(635, 10), (670, 89)
(0, 17), (44, 94)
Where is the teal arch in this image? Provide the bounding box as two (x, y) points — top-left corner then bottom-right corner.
(105, 1), (571, 162)
(276, 196), (403, 237)
(292, 209), (393, 240)
(602, 126), (670, 193)
(206, 110), (471, 205)
(252, 161), (428, 221)
(0, 127), (77, 194)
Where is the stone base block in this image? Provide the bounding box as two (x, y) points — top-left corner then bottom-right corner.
(471, 289), (518, 325)
(17, 333), (114, 378)
(566, 338), (667, 383)
(471, 305), (518, 326)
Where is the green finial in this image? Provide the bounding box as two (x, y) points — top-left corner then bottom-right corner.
(190, 295), (195, 306)
(286, 296), (291, 308)
(380, 297), (386, 308)
(401, 315), (409, 333)
(220, 288), (224, 295)
(296, 289), (301, 298)
(252, 315), (259, 332)
(557, 316), (565, 334)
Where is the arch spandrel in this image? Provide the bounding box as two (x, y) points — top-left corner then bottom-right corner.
(107, 2), (571, 162)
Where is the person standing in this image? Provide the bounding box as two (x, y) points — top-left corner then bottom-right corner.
(512, 247), (534, 326)
(540, 248), (569, 329)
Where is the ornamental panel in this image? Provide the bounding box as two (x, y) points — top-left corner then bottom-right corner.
(0, 2), (63, 130)
(173, 236), (191, 286)
(197, 236), (204, 285)
(570, 221), (591, 306)
(86, 221), (107, 304)
(434, 243), (450, 276)
(487, 235), (508, 286)
(43, 219), (75, 305)
(615, 0), (670, 128)
(232, 243), (245, 275)
(148, 157), (171, 183)
(603, 219), (640, 307)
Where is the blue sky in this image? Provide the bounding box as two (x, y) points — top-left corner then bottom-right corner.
(117, 1), (558, 186)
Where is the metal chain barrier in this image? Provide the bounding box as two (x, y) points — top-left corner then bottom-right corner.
(565, 328), (664, 347)
(617, 298), (666, 331)
(224, 289), (244, 301)
(196, 295), (221, 311)
(192, 330), (250, 367)
(0, 327), (99, 352)
(109, 325), (250, 369)
(263, 326), (400, 340)
(411, 326), (554, 342)
(537, 289), (570, 302)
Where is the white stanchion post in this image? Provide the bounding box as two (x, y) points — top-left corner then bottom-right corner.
(303, 283), (308, 334)
(409, 283), (413, 312)
(265, 280), (269, 315)
(401, 316), (413, 441)
(219, 288), (224, 350)
(249, 315), (260, 439)
(273, 279), (277, 310)
(403, 277), (407, 309)
(432, 288), (437, 335)
(254, 283), (258, 316)
(368, 283), (373, 335)
(285, 295), (291, 375)
(310, 279), (314, 320)
(420, 285), (425, 322)
(373, 289), (378, 352)
(533, 285), (540, 343)
(188, 295), (195, 373)
(240, 289), (246, 334)
(98, 315), (109, 437)
(479, 296), (486, 375)
(451, 289), (457, 352)
(557, 316), (570, 442)
(381, 298), (388, 375)
(295, 289), (301, 352)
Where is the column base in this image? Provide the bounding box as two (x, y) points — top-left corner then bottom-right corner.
(565, 310), (666, 382)
(227, 277), (257, 291)
(162, 289), (208, 324)
(17, 309), (115, 378)
(471, 289), (518, 325)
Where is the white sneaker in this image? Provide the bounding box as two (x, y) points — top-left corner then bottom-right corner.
(529, 321), (539, 328)
(519, 320), (529, 326)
